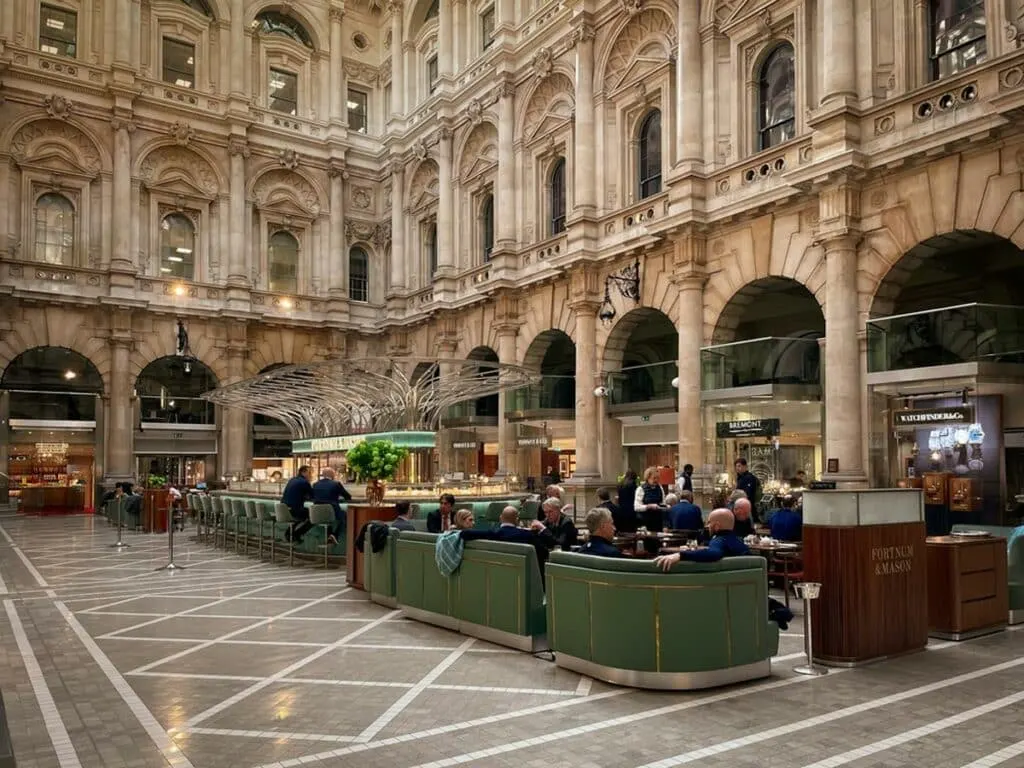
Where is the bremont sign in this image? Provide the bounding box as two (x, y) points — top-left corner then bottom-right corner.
(892, 407), (974, 428)
(715, 418), (781, 439)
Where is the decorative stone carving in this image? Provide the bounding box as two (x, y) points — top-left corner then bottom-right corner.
(110, 117), (136, 133)
(459, 123), (498, 180)
(570, 23), (596, 46)
(604, 9), (675, 91)
(228, 137), (250, 158)
(345, 218), (376, 244)
(413, 139), (428, 161)
(169, 122), (194, 146)
(531, 47), (553, 79)
(344, 60), (380, 84)
(10, 119), (102, 175)
(499, 79), (516, 100)
(329, 6), (345, 23)
(44, 94), (72, 119)
(372, 222), (391, 248)
(620, 0), (642, 14)
(253, 168), (322, 216)
(278, 149), (301, 170)
(351, 187), (373, 210)
(408, 159), (440, 209)
(522, 73), (574, 140)
(139, 146), (219, 196)
(466, 98), (484, 125)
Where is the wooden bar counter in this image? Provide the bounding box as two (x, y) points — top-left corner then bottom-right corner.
(803, 489), (928, 666)
(926, 535), (1007, 640)
(346, 504), (397, 590)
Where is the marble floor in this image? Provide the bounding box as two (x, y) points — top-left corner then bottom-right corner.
(0, 515), (1021, 768)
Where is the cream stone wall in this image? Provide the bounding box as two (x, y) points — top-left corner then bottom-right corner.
(3, 0), (1024, 488)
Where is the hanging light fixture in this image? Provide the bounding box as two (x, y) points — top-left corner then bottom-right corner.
(597, 257), (641, 326)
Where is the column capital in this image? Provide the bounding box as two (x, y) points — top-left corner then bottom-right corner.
(328, 159), (348, 179)
(329, 5), (345, 24)
(817, 178), (861, 234)
(110, 117), (136, 134)
(817, 231), (862, 253)
(568, 264), (601, 310)
(570, 18), (596, 46)
(228, 137), (250, 158)
(386, 0), (402, 14)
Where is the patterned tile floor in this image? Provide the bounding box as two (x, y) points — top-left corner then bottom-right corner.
(0, 515), (1022, 768)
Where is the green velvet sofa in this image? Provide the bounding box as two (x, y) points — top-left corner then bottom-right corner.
(951, 524), (1024, 624)
(545, 551), (779, 690)
(362, 521), (432, 607)
(393, 530), (546, 651)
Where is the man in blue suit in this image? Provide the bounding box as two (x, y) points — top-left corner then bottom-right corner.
(312, 467), (352, 544)
(580, 507), (622, 557)
(653, 509), (749, 567)
(281, 465), (313, 544)
(461, 506), (555, 575)
(667, 490), (704, 532)
(769, 495), (803, 542)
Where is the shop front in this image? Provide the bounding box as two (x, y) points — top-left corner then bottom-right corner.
(513, 430), (576, 489)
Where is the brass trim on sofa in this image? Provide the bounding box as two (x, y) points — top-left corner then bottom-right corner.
(553, 653), (772, 691)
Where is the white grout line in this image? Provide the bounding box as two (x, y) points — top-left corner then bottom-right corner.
(129, 671), (266, 682)
(574, 676), (592, 696)
(79, 611), (377, 622)
(182, 610), (402, 727)
(959, 736), (1024, 768)
(55, 601), (196, 768)
(183, 727), (358, 744)
(797, 689), (1024, 768)
(0, 565), (7, 595)
(0, 525), (50, 586)
(3, 601), (84, 768)
(634, 655), (1024, 768)
(356, 638), (476, 742)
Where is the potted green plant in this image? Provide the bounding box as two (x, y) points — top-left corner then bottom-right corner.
(344, 439), (409, 506)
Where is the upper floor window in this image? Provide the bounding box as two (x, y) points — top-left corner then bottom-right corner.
(427, 55), (439, 94)
(269, 68), (298, 115)
(163, 38), (196, 89)
(638, 109), (662, 200)
(268, 231), (299, 294)
(34, 193), (75, 265)
(255, 11), (314, 49)
(481, 6), (496, 51)
(349, 247), (369, 302)
(930, 0), (986, 79)
(348, 89), (368, 133)
(550, 158), (567, 235)
(160, 214), (196, 280)
(180, 0), (214, 16)
(426, 221), (438, 277)
(758, 43), (796, 151)
(481, 193), (495, 262)
(39, 4), (77, 58)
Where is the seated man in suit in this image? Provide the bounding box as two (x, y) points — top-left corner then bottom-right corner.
(462, 506), (555, 575)
(580, 507), (622, 557)
(769, 495), (802, 542)
(281, 466), (314, 544)
(667, 490), (704, 532)
(427, 493), (456, 533)
(391, 500), (415, 531)
(541, 497), (578, 550)
(313, 467), (353, 545)
(732, 497), (755, 538)
(599, 486), (635, 534)
(653, 509), (749, 567)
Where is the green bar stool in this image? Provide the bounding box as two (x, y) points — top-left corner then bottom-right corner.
(200, 495), (213, 542)
(210, 496), (224, 546)
(245, 500), (258, 556)
(309, 504), (335, 569)
(274, 503), (295, 566)
(258, 502), (274, 560)
(231, 499), (247, 553)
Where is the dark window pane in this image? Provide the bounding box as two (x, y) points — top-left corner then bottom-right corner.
(758, 44), (796, 151)
(163, 37), (196, 88)
(481, 7), (496, 50)
(269, 68), (298, 115)
(481, 194), (494, 262)
(550, 158), (566, 235)
(255, 11), (314, 48)
(39, 5), (77, 57)
(347, 89), (368, 133)
(349, 247), (369, 302)
(160, 214), (196, 280)
(427, 56), (439, 94)
(638, 110), (662, 199)
(930, 0), (986, 79)
(34, 193), (75, 265)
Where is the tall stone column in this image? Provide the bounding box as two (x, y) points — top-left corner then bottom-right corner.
(110, 119), (134, 273)
(671, 233), (707, 481)
(437, 123), (455, 271)
(107, 316), (134, 485)
(114, 0), (132, 66)
(821, 0), (857, 104)
(496, 80), (516, 247)
(389, 1), (404, 116)
(227, 137), (249, 288)
(329, 7), (345, 123)
(390, 161), (405, 292)
(328, 162), (347, 297)
(0, 2), (13, 42)
(222, 324), (250, 479)
(230, 0), (245, 96)
(677, 0), (702, 164)
(569, 267), (601, 480)
(439, 0), (453, 81)
(572, 20), (596, 216)
(493, 293), (520, 479)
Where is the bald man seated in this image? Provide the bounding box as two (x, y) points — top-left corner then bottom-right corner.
(653, 509), (749, 570)
(731, 497), (755, 538)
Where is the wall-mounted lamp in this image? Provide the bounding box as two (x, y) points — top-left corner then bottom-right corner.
(597, 258), (641, 326)
(594, 385), (609, 398)
(671, 377), (679, 389)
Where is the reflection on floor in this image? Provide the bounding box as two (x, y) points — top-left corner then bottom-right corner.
(0, 516), (1021, 768)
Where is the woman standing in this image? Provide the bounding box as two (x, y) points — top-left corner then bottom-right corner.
(634, 466), (666, 532)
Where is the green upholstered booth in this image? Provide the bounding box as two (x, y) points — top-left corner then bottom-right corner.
(364, 524), (401, 608)
(951, 524), (1024, 624)
(394, 530), (546, 651)
(545, 551), (779, 690)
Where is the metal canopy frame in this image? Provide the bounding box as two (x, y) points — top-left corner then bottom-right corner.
(202, 357), (541, 439)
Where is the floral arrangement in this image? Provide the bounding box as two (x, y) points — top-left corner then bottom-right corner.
(345, 439), (409, 483)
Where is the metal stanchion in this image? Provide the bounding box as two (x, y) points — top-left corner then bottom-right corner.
(793, 582), (828, 676)
(110, 500), (129, 549)
(155, 502), (186, 572)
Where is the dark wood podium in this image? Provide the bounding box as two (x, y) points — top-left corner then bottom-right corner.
(346, 504), (397, 590)
(926, 535), (1007, 640)
(142, 490), (170, 533)
(802, 489), (928, 666)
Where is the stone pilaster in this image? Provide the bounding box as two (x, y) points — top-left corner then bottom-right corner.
(107, 312), (134, 485)
(389, 159), (406, 293)
(110, 119), (134, 276)
(670, 230), (707, 486)
(436, 123), (455, 274)
(492, 292), (521, 480)
(328, 161), (350, 321)
(676, 0), (702, 166)
(329, 6), (345, 123)
(222, 322), (250, 480)
(496, 79), (516, 248)
(568, 266), (601, 480)
(571, 19), (596, 217)
(822, 0), (857, 106)
(227, 136), (250, 298)
(388, 1), (404, 117)
(230, 0), (245, 97)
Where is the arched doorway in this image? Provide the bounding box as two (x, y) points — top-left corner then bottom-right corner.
(252, 363), (294, 483)
(1, 347), (104, 514)
(866, 231), (1024, 526)
(705, 277), (825, 498)
(515, 330), (576, 488)
(445, 347), (501, 477)
(603, 308), (679, 473)
(134, 355), (218, 488)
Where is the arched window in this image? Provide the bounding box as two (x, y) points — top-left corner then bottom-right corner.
(349, 247), (369, 302)
(758, 43), (796, 151)
(34, 193), (75, 265)
(481, 193), (494, 262)
(549, 157), (566, 235)
(268, 231), (299, 293)
(637, 109), (662, 200)
(929, 0), (986, 79)
(160, 213), (196, 280)
(255, 11), (314, 49)
(426, 221), (438, 277)
(180, 0), (214, 16)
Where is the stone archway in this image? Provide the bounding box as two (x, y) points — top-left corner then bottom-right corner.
(467, 346), (499, 419)
(135, 355), (219, 426)
(1, 346), (104, 421)
(601, 307), (678, 406)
